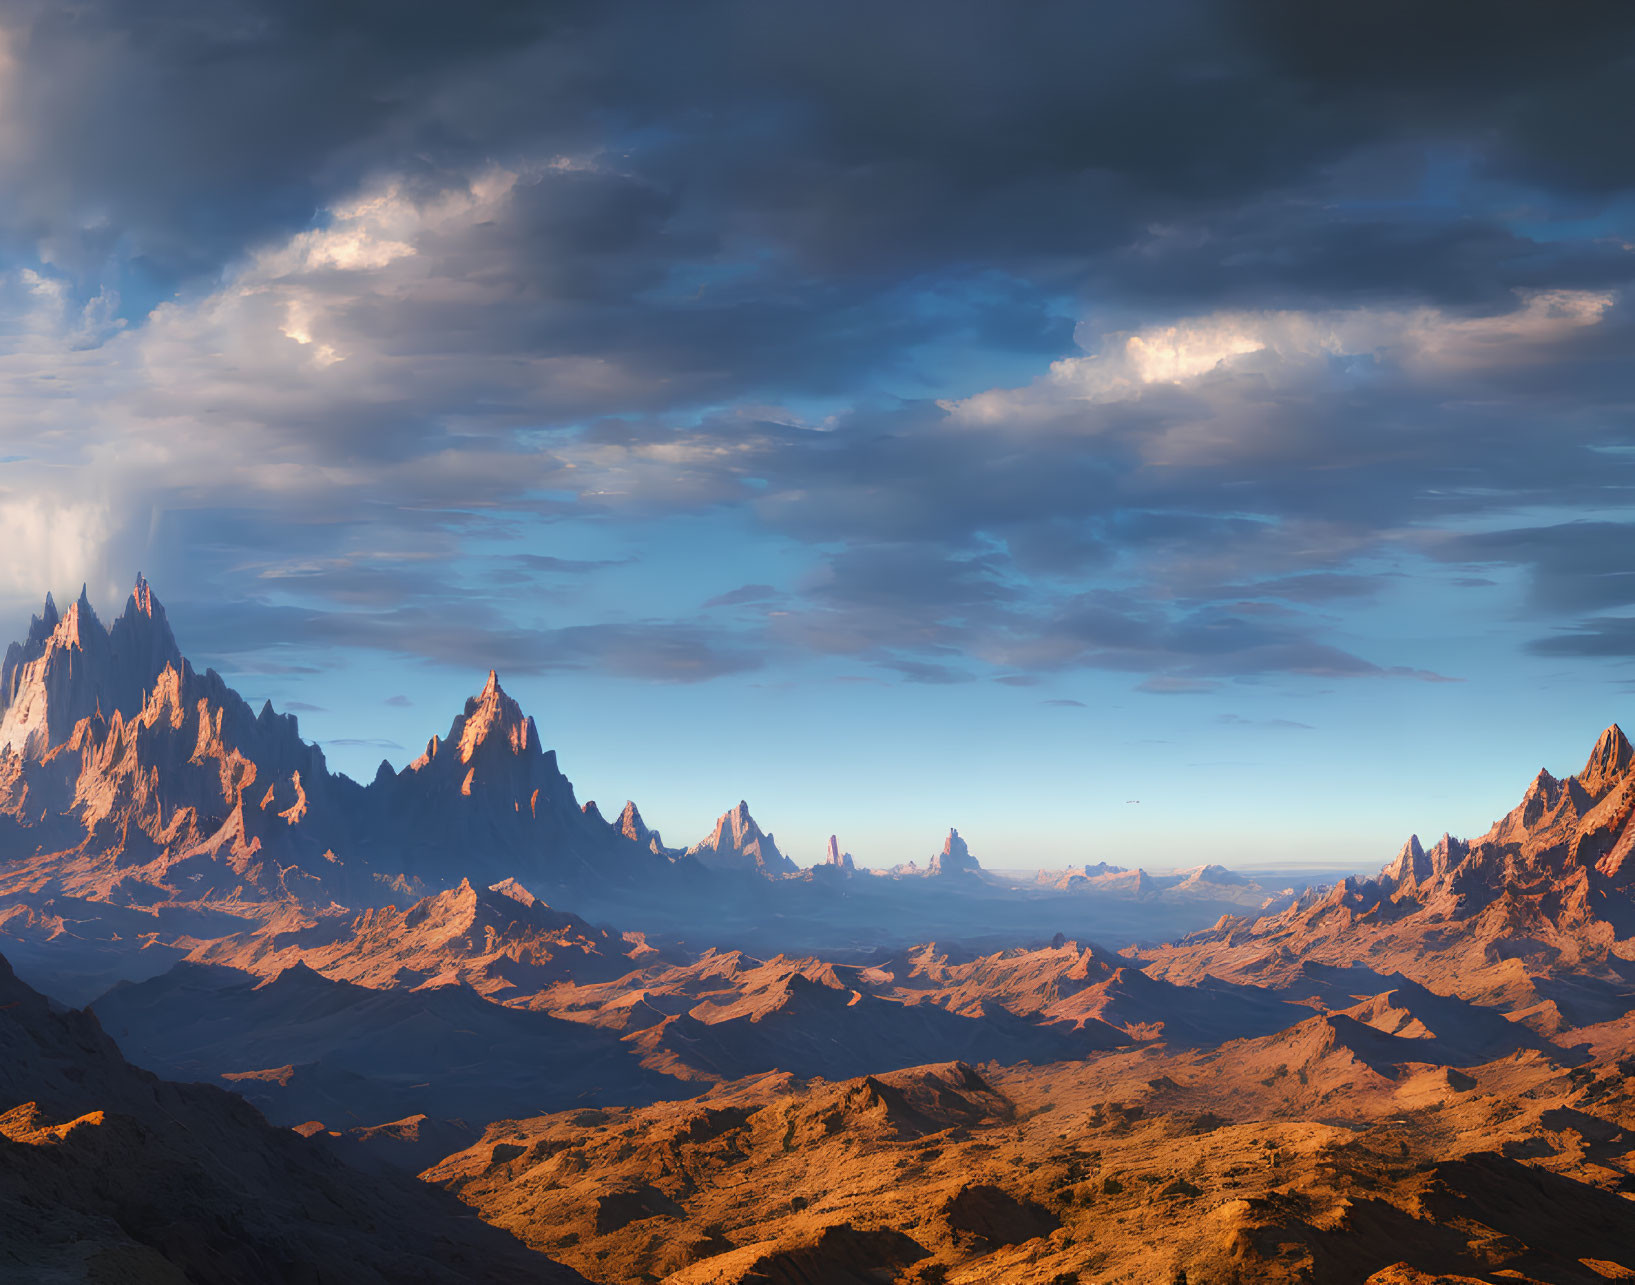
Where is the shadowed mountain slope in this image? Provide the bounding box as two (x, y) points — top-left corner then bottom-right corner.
(91, 959), (690, 1128)
(0, 583), (678, 906)
(0, 948), (585, 1283)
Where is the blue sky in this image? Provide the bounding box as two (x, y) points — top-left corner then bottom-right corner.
(0, 2), (1633, 868)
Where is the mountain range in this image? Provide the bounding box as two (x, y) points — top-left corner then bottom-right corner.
(7, 580), (1635, 1281)
(0, 947), (583, 1283)
(0, 578), (1306, 1001)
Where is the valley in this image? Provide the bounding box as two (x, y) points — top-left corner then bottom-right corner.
(3, 581), (1634, 1284)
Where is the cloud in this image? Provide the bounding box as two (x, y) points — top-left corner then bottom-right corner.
(1217, 714), (1314, 731)
(704, 583), (783, 609)
(1529, 617), (1635, 659)
(943, 291), (1617, 427)
(1434, 521), (1635, 614)
(173, 595), (766, 684)
(1137, 676), (1220, 695)
(384, 694), (413, 707)
(513, 554), (632, 575)
(0, 0), (1630, 695)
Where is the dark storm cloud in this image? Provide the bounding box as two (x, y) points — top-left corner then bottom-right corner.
(7, 0), (1631, 301)
(1090, 210), (1635, 315)
(1232, 0), (1635, 195)
(0, 0), (564, 277)
(2, 0), (1632, 687)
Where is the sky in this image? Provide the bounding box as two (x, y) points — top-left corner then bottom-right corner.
(0, 1), (1633, 870)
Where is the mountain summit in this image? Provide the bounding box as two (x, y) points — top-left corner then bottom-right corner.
(929, 828), (982, 877)
(686, 802), (797, 875)
(0, 583), (674, 912)
(825, 834), (855, 871)
(0, 575), (181, 759)
(1149, 720), (1635, 994)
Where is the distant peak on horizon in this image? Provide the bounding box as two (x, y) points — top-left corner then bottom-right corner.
(13, 576), (1635, 896)
(929, 826), (981, 876)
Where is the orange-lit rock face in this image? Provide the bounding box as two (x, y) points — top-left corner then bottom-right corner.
(427, 1036), (1635, 1285)
(685, 799), (798, 875)
(6, 579), (1635, 1282)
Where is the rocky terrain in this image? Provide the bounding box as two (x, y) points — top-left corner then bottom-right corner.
(1139, 725), (1635, 1014)
(0, 947), (583, 1283)
(420, 719), (1635, 1282)
(427, 1039), (1635, 1285)
(0, 580), (1306, 1004)
(86, 879), (1323, 1129)
(5, 581), (1635, 1282)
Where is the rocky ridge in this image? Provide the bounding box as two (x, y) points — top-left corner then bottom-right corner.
(1143, 723), (1635, 1010)
(684, 800), (797, 876)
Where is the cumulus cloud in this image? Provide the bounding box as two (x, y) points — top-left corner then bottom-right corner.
(945, 290), (1619, 426)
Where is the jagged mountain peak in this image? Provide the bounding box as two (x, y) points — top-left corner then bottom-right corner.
(488, 877), (539, 908)
(0, 579), (179, 759)
(607, 798), (672, 858)
(1577, 722), (1632, 796)
(0, 578), (738, 910)
(128, 572), (157, 618)
(456, 669), (536, 764)
(1523, 768), (1561, 799)
(254, 958), (329, 991)
(403, 671), (542, 777)
(688, 800), (795, 875)
(699, 800), (764, 849)
(1382, 834), (1431, 890)
(1163, 710), (1635, 989)
(824, 834), (856, 871)
(617, 800), (656, 843)
(929, 827), (982, 876)
(56, 587), (97, 645)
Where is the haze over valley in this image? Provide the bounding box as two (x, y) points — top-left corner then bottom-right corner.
(2, 580), (1635, 1282)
